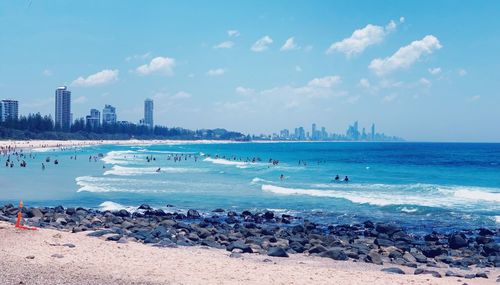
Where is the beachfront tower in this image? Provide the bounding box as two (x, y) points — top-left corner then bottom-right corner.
(86, 109), (101, 130)
(371, 123), (376, 141)
(0, 99), (19, 122)
(55, 86), (71, 130)
(102, 104), (117, 125)
(144, 98), (154, 129)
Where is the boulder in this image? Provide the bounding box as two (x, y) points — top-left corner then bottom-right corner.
(267, 247), (289, 258)
(187, 209), (201, 219)
(365, 251), (383, 265)
(227, 241), (253, 253)
(381, 267), (405, 275)
(448, 233), (468, 249)
(320, 248), (348, 261)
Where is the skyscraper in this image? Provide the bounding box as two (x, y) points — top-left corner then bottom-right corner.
(144, 98), (154, 129)
(55, 86), (71, 130)
(0, 99), (19, 122)
(311, 123), (317, 140)
(102, 104), (117, 125)
(86, 109), (101, 130)
(371, 123), (376, 141)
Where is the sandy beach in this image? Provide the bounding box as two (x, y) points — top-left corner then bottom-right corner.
(0, 221), (497, 285)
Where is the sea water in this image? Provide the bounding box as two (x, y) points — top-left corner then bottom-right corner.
(1, 142), (499, 233)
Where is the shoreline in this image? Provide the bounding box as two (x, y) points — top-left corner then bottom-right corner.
(1, 204), (498, 284)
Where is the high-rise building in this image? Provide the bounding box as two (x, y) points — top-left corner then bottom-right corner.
(85, 109), (101, 130)
(144, 99), (154, 129)
(102, 104), (117, 125)
(0, 99), (19, 122)
(371, 123), (376, 141)
(311, 123), (317, 140)
(55, 86), (71, 130)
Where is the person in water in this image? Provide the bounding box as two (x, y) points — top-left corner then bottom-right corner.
(344, 176), (349, 183)
(280, 174), (284, 181)
(334, 174), (340, 182)
(156, 167), (161, 173)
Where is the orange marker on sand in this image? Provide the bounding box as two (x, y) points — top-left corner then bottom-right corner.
(15, 200), (37, 231)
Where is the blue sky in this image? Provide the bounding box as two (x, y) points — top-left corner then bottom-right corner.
(0, 0), (499, 141)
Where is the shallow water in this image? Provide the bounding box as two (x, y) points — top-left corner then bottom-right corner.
(1, 142), (499, 233)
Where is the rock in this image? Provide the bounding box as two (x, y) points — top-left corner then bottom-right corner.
(227, 241), (253, 253)
(375, 238), (394, 247)
(475, 272), (488, 279)
(320, 248), (348, 261)
(448, 233), (468, 249)
(54, 205), (64, 213)
(381, 267), (405, 275)
(212, 208), (225, 213)
(465, 274), (476, 279)
(25, 255), (35, 259)
(187, 209), (201, 219)
(263, 211), (274, 220)
(114, 209), (130, 217)
(308, 245), (327, 254)
(365, 251), (383, 265)
(51, 254), (64, 258)
(52, 233), (62, 239)
(375, 223), (401, 236)
(445, 270), (463, 277)
(28, 208), (43, 218)
(267, 247), (289, 258)
(414, 268), (441, 278)
(422, 246), (445, 258)
(62, 243), (75, 248)
(478, 228), (494, 236)
(484, 242), (500, 255)
(138, 204), (152, 210)
(289, 241), (305, 253)
(263, 258), (273, 263)
(106, 235), (122, 241)
(153, 239), (177, 248)
(87, 229), (115, 237)
(410, 251), (427, 263)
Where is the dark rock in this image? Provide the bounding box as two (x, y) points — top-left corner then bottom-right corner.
(62, 243), (76, 248)
(106, 235), (122, 241)
(381, 267), (405, 275)
(410, 251), (427, 263)
(227, 241), (253, 253)
(263, 211), (274, 220)
(422, 246), (445, 258)
(267, 247), (289, 258)
(25, 255), (35, 259)
(51, 254), (64, 258)
(87, 229), (115, 237)
(424, 233), (439, 242)
(445, 270), (463, 277)
(449, 233), (468, 249)
(241, 210), (252, 217)
(28, 208), (43, 218)
(375, 238), (394, 247)
(66, 208), (76, 215)
(483, 242), (500, 255)
(138, 204), (152, 210)
(320, 248), (348, 261)
(478, 228), (494, 236)
(363, 220), (374, 228)
(308, 245), (327, 254)
(389, 250), (403, 259)
(375, 223), (401, 236)
(289, 241), (305, 253)
(414, 268), (441, 278)
(475, 272), (488, 279)
(187, 209), (201, 219)
(54, 205), (64, 213)
(153, 239), (177, 248)
(212, 208), (225, 213)
(292, 225), (304, 234)
(113, 209), (130, 217)
(465, 274), (476, 279)
(365, 251), (383, 265)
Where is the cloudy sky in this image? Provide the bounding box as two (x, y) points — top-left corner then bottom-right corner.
(0, 0), (499, 141)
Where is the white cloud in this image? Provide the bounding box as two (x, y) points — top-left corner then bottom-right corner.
(235, 86), (254, 95)
(171, 91), (192, 99)
(359, 78), (371, 88)
(228, 30), (240, 37)
(72, 69), (119, 87)
(468, 95), (480, 102)
(42, 69), (52, 77)
(207, 68), (226, 76)
(280, 37), (299, 51)
(399, 17), (405, 23)
(346, 95), (360, 104)
(326, 20), (397, 57)
(73, 96), (87, 104)
(307, 75), (341, 88)
(369, 35), (442, 76)
(295, 65), (302, 72)
(383, 94), (398, 102)
(251, 36), (273, 52)
(458, 69), (467, 76)
(428, 67), (442, 75)
(214, 41), (234, 49)
(419, 77), (431, 87)
(136, 56), (175, 76)
(125, 52), (151, 61)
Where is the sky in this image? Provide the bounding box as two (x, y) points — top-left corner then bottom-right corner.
(0, 0), (499, 142)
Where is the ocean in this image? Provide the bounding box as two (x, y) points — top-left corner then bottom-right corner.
(1, 142), (499, 234)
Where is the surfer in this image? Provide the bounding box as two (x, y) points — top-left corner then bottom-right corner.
(343, 176), (349, 183)
(280, 174), (284, 181)
(333, 174), (340, 182)
(156, 167), (161, 173)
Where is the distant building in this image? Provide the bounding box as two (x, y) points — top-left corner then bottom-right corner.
(144, 99), (154, 129)
(280, 129), (290, 138)
(55, 86), (71, 130)
(311, 123), (317, 140)
(102, 104), (117, 125)
(0, 99), (19, 122)
(371, 123), (376, 141)
(85, 109), (100, 130)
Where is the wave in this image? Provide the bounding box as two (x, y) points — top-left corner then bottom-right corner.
(103, 165), (205, 176)
(261, 184), (500, 209)
(251, 177), (274, 184)
(101, 150), (139, 165)
(204, 157), (249, 168)
(99, 201), (137, 212)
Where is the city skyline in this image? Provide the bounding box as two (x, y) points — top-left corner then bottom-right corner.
(1, 1), (499, 141)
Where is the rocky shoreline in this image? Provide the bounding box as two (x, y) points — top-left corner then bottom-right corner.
(1, 203), (498, 280)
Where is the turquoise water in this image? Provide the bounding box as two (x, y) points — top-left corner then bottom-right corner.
(1, 142), (499, 233)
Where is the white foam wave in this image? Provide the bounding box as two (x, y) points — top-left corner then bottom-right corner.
(401, 207), (418, 213)
(103, 165), (205, 176)
(101, 150), (138, 165)
(251, 177), (274, 184)
(204, 157), (248, 167)
(261, 184), (500, 209)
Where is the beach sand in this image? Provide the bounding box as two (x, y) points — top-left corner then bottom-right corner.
(1, 222), (497, 285)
